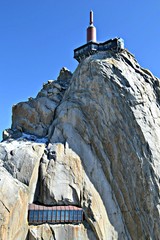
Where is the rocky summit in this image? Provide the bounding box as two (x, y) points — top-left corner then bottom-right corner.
(0, 48), (160, 240)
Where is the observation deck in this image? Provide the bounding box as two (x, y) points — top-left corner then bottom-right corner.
(28, 204), (84, 225)
(74, 38), (124, 62)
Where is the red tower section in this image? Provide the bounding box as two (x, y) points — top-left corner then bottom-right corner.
(87, 10), (97, 42)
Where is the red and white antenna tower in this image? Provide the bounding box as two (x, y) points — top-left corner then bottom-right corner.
(87, 10), (97, 42)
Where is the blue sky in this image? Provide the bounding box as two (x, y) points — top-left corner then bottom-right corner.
(0, 0), (160, 140)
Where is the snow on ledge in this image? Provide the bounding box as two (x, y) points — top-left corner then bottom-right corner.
(1, 133), (48, 150)
(19, 133), (48, 143)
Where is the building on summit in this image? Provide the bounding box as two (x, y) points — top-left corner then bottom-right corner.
(74, 10), (124, 62)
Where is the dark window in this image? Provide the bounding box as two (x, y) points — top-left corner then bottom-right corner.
(78, 210), (82, 221)
(73, 210), (78, 221)
(43, 210), (48, 222)
(61, 210), (65, 222)
(57, 210), (61, 221)
(70, 210), (74, 221)
(34, 211), (39, 222)
(65, 210), (69, 221)
(29, 210), (34, 222)
(52, 210), (56, 221)
(48, 210), (52, 222)
(39, 211), (43, 222)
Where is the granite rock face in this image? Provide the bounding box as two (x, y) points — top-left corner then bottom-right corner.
(11, 67), (72, 138)
(28, 223), (95, 240)
(48, 50), (160, 239)
(0, 167), (28, 240)
(0, 138), (45, 240)
(0, 49), (160, 240)
(33, 143), (116, 240)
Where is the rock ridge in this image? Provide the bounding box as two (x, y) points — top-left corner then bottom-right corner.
(0, 48), (160, 240)
(6, 67), (73, 139)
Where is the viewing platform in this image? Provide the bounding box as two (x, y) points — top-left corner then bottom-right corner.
(74, 11), (124, 62)
(28, 204), (84, 225)
(74, 38), (124, 62)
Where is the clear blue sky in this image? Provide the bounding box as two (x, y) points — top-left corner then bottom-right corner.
(0, 0), (160, 140)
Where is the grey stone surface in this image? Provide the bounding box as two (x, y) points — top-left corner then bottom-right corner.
(0, 167), (28, 240)
(48, 50), (160, 239)
(0, 49), (160, 240)
(11, 68), (72, 138)
(28, 223), (95, 240)
(0, 140), (44, 190)
(33, 143), (115, 239)
(0, 138), (46, 239)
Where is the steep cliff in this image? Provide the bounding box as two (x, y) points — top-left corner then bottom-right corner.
(0, 48), (160, 240)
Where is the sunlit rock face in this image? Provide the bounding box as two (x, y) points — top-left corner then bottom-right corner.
(48, 50), (160, 239)
(0, 167), (28, 240)
(0, 139), (45, 240)
(11, 67), (72, 138)
(28, 223), (96, 240)
(33, 143), (116, 240)
(0, 48), (160, 240)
